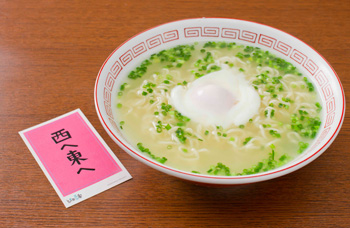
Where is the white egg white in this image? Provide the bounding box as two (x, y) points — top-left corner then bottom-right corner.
(170, 68), (261, 128)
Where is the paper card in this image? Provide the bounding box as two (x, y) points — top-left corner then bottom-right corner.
(19, 109), (132, 208)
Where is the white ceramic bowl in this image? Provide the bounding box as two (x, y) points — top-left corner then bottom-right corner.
(94, 18), (345, 185)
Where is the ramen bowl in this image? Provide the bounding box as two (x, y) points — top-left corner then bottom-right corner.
(94, 18), (345, 185)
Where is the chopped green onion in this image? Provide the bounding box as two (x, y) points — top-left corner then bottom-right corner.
(207, 162), (231, 176)
(316, 102), (322, 112)
(279, 154), (288, 162)
(271, 109), (275, 118)
(243, 137), (253, 145)
(269, 130), (281, 138)
(120, 83), (128, 91)
(137, 143), (167, 164)
(175, 128), (187, 144)
(298, 142), (309, 153)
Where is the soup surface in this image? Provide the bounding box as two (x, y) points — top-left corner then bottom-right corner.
(114, 42), (322, 176)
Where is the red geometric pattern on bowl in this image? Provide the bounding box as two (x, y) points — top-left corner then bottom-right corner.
(322, 83), (334, 101)
(221, 28), (240, 39)
(258, 34), (276, 48)
(104, 101), (113, 119)
(184, 27), (201, 37)
(303, 59), (319, 75)
(239, 30), (257, 43)
(326, 97), (336, 114)
(109, 117), (118, 130)
(314, 70), (328, 87)
(105, 72), (115, 91)
(202, 27), (220, 37)
(108, 117), (122, 136)
(324, 112), (335, 129)
(146, 34), (163, 49)
(132, 42), (147, 57)
(119, 50), (133, 66)
(110, 60), (123, 77)
(163, 30), (179, 43)
(313, 127), (331, 149)
(290, 49), (307, 65)
(103, 88), (111, 104)
(101, 25), (337, 155)
(274, 41), (292, 56)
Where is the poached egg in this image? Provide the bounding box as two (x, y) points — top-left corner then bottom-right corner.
(170, 68), (261, 128)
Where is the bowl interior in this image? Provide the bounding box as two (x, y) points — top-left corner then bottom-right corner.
(95, 18), (345, 184)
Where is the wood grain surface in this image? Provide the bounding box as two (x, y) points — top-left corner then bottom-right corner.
(1, 0), (349, 227)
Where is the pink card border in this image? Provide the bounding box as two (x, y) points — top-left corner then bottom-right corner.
(23, 112), (122, 196)
(19, 109), (132, 208)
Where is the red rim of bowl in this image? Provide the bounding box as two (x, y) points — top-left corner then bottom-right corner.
(94, 18), (345, 182)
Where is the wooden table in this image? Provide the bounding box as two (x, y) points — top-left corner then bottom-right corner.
(1, 0), (349, 227)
